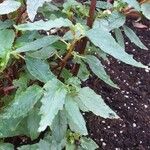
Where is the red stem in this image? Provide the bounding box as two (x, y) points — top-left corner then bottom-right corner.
(71, 0), (97, 75)
(87, 0), (97, 28)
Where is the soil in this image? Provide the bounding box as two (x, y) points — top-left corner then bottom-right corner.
(84, 19), (150, 150)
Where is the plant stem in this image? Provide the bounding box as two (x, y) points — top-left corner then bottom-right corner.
(71, 0), (97, 76)
(57, 39), (77, 79)
(16, 6), (26, 25)
(87, 0), (97, 28)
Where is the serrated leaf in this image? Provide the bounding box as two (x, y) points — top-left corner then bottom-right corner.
(39, 78), (67, 132)
(27, 46), (56, 59)
(77, 61), (90, 81)
(66, 143), (76, 150)
(15, 18), (73, 31)
(114, 28), (125, 49)
(93, 19), (109, 31)
(93, 12), (125, 31)
(14, 31), (41, 48)
(65, 95), (88, 135)
(86, 28), (147, 68)
(0, 0), (21, 15)
(96, 1), (112, 9)
(77, 87), (119, 119)
(0, 20), (13, 30)
(0, 143), (14, 150)
(27, 0), (52, 21)
(0, 29), (15, 71)
(26, 56), (54, 83)
(38, 140), (51, 150)
(107, 12), (125, 30)
(141, 3), (150, 20)
(51, 110), (67, 143)
(0, 29), (15, 57)
(13, 74), (30, 98)
(1, 85), (43, 119)
(15, 35), (59, 53)
(18, 139), (53, 150)
(0, 117), (22, 138)
(122, 0), (140, 11)
(17, 144), (39, 150)
(123, 25), (148, 50)
(61, 68), (72, 81)
(52, 40), (67, 51)
(84, 55), (118, 88)
(27, 108), (41, 140)
(13, 74), (29, 90)
(66, 77), (81, 87)
(80, 137), (98, 150)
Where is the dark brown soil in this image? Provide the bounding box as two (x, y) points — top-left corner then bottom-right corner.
(84, 20), (150, 150)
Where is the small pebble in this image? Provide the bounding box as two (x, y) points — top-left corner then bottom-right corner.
(102, 142), (106, 146)
(102, 120), (105, 123)
(145, 69), (149, 72)
(144, 105), (148, 108)
(133, 123), (137, 127)
(124, 95), (129, 98)
(120, 130), (123, 134)
(100, 138), (104, 142)
(107, 126), (110, 129)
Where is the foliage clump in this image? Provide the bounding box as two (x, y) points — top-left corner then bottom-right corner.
(0, 0), (149, 149)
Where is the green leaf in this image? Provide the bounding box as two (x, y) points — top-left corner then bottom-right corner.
(13, 74), (29, 90)
(141, 3), (150, 20)
(15, 18), (73, 31)
(27, 0), (51, 21)
(66, 77), (81, 87)
(89, 45), (109, 61)
(65, 95), (88, 135)
(39, 2), (59, 12)
(77, 87), (119, 119)
(84, 55), (118, 88)
(61, 68), (73, 81)
(122, 0), (140, 11)
(96, 1), (112, 9)
(27, 46), (56, 59)
(80, 137), (98, 150)
(93, 19), (109, 31)
(27, 108), (41, 140)
(13, 73), (30, 97)
(15, 35), (59, 53)
(114, 28), (125, 49)
(38, 140), (51, 150)
(77, 61), (90, 81)
(25, 56), (54, 83)
(51, 110), (67, 143)
(52, 40), (67, 51)
(93, 12), (125, 31)
(86, 28), (147, 68)
(0, 143), (14, 150)
(0, 117), (25, 138)
(0, 29), (15, 57)
(107, 12), (125, 30)
(14, 31), (41, 48)
(66, 143), (76, 150)
(0, 0), (21, 15)
(0, 20), (13, 30)
(1, 85), (43, 119)
(123, 25), (148, 50)
(39, 78), (67, 132)
(18, 139), (56, 150)
(17, 144), (39, 150)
